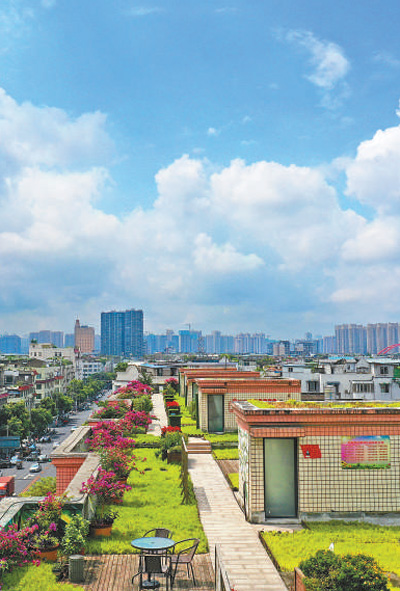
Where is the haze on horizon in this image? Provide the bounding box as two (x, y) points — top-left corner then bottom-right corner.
(1, 1), (400, 339)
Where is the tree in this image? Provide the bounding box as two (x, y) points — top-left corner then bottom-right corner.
(7, 416), (24, 436)
(115, 362), (128, 372)
(39, 397), (56, 416)
(30, 408), (52, 435)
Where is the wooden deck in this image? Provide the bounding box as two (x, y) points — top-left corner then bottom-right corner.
(217, 459), (238, 481)
(81, 554), (215, 591)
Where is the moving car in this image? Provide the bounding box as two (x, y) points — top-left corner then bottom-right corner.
(29, 462), (42, 473)
(37, 454), (50, 463)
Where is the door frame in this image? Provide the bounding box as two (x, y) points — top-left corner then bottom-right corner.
(263, 437), (298, 518)
(207, 394), (225, 433)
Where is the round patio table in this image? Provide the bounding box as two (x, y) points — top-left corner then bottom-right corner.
(131, 537), (176, 589)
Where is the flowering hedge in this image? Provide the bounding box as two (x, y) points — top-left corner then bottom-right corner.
(166, 401), (179, 408)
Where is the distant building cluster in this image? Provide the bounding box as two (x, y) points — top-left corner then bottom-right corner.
(334, 323), (400, 355)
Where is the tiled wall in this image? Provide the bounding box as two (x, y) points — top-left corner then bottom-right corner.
(298, 435), (400, 513)
(246, 433), (400, 518)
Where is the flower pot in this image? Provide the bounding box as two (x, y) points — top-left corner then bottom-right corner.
(90, 524), (112, 537)
(39, 546), (59, 562)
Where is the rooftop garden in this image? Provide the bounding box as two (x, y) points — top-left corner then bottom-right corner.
(248, 399), (400, 409)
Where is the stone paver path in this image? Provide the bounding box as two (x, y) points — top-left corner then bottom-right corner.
(189, 453), (287, 591)
(148, 392), (168, 436)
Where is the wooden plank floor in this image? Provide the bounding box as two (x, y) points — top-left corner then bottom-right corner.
(217, 459), (239, 480)
(81, 554), (215, 591)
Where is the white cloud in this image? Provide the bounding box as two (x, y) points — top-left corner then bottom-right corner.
(127, 7), (164, 17)
(194, 233), (264, 273)
(345, 122), (400, 213)
(207, 127), (220, 137)
(286, 30), (350, 90)
(373, 51), (400, 68)
(4, 88), (400, 333)
(41, 0), (56, 8)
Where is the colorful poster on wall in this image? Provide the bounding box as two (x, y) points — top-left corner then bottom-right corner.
(341, 436), (390, 469)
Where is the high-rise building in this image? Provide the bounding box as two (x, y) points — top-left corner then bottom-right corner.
(101, 309), (144, 358)
(74, 319), (95, 353)
(0, 334), (21, 354)
(65, 334), (75, 347)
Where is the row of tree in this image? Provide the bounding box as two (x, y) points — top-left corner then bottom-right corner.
(0, 372), (113, 438)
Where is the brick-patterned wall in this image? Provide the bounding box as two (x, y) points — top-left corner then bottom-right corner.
(298, 435), (400, 513)
(249, 437), (264, 515)
(53, 457), (86, 495)
(294, 568), (306, 591)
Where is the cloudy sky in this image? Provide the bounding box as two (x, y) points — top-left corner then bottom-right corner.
(1, 0), (400, 339)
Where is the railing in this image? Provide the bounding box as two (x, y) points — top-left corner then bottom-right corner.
(215, 544), (233, 591)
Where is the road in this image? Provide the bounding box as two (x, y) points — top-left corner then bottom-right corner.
(2, 391), (109, 496)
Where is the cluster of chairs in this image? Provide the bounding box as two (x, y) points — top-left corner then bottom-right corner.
(132, 528), (200, 590)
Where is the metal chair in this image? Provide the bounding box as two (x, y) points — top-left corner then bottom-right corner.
(143, 528), (172, 539)
(133, 553), (172, 590)
(170, 538), (200, 587)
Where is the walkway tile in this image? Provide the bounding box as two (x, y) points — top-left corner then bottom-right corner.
(148, 392), (168, 436)
(189, 454), (287, 591)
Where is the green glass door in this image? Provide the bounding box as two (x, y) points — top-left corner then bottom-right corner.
(264, 438), (297, 518)
(208, 395), (224, 432)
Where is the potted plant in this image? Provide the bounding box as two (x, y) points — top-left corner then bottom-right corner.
(26, 493), (66, 562)
(61, 514), (90, 556)
(80, 468), (129, 536)
(98, 447), (131, 482)
(90, 507), (119, 537)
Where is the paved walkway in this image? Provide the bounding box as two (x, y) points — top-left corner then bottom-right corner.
(148, 392), (168, 436)
(149, 391), (287, 591)
(189, 454), (287, 591)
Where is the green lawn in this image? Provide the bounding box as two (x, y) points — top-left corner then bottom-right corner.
(213, 448), (239, 460)
(2, 563), (85, 591)
(86, 449), (208, 555)
(227, 473), (238, 490)
(262, 521), (400, 576)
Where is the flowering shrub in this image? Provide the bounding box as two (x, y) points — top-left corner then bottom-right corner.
(80, 467), (132, 516)
(161, 426), (181, 437)
(92, 400), (130, 419)
(0, 524), (40, 580)
(120, 410), (152, 434)
(115, 380), (152, 399)
(99, 446), (135, 479)
(166, 400), (179, 408)
(86, 420), (136, 450)
(26, 493), (65, 551)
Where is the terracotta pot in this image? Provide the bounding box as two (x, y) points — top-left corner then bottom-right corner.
(90, 524), (112, 537)
(39, 546), (59, 562)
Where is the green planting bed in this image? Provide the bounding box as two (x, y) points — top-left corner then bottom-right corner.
(86, 449), (208, 555)
(213, 448), (239, 460)
(262, 521), (400, 577)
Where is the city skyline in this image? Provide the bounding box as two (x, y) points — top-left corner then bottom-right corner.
(1, 2), (400, 336)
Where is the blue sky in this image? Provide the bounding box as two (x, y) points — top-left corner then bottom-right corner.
(1, 0), (400, 339)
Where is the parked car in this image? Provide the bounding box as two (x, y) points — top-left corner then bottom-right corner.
(29, 463), (42, 473)
(39, 435), (51, 443)
(0, 458), (11, 469)
(37, 454), (50, 463)
(10, 456), (23, 469)
(26, 452), (40, 462)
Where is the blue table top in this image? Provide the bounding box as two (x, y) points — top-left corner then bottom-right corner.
(131, 537), (175, 551)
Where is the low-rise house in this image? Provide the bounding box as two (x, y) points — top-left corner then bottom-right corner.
(282, 357), (400, 401)
(194, 378), (301, 432)
(232, 400), (400, 524)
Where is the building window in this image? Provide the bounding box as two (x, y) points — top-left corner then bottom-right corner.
(380, 383), (390, 393)
(380, 366), (388, 375)
(307, 381), (319, 392)
(353, 383), (374, 393)
(288, 367), (293, 373)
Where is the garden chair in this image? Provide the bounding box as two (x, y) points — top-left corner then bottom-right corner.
(169, 538), (200, 587)
(132, 553), (173, 590)
(143, 528), (172, 539)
